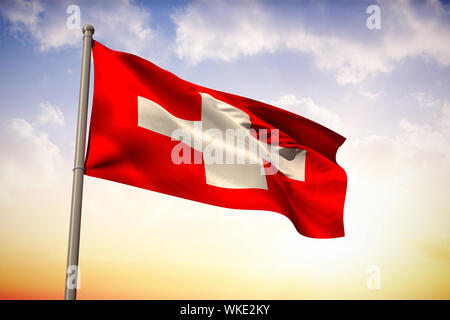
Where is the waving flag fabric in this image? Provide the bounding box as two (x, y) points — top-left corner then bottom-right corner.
(85, 41), (347, 238)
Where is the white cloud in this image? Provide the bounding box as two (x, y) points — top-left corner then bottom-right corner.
(411, 91), (441, 108)
(284, 31), (394, 85)
(0, 118), (63, 201)
(0, 0), (156, 56)
(37, 102), (65, 125)
(347, 96), (450, 175)
(171, 0), (280, 63)
(270, 94), (342, 132)
(172, 0), (450, 84)
(359, 89), (381, 100)
(439, 101), (450, 130)
(340, 95), (450, 237)
(0, 98), (74, 201)
(396, 116), (449, 161)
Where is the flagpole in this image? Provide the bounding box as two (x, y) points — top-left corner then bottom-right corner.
(64, 24), (94, 300)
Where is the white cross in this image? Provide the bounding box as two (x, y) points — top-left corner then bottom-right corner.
(138, 92), (306, 189)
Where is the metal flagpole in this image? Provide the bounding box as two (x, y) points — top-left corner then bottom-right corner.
(64, 24), (94, 300)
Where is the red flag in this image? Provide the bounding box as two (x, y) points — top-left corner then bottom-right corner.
(85, 41), (347, 238)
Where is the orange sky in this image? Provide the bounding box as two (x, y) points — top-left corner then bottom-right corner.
(1, 175), (449, 299)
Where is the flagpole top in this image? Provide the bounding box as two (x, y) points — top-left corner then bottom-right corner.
(82, 24), (94, 36)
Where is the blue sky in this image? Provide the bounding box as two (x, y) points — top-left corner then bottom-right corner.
(0, 0), (449, 298)
(1, 0), (449, 140)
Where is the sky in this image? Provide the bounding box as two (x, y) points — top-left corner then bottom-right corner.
(0, 0), (449, 299)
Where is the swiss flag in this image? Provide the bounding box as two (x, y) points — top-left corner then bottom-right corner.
(85, 41), (347, 238)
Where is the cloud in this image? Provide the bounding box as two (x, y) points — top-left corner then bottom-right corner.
(172, 0), (450, 84)
(171, 0), (280, 63)
(340, 94), (450, 237)
(411, 91), (441, 108)
(0, 99), (71, 202)
(359, 89), (381, 100)
(0, 118), (63, 201)
(270, 94), (342, 132)
(347, 97), (450, 177)
(0, 0), (155, 56)
(37, 102), (65, 125)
